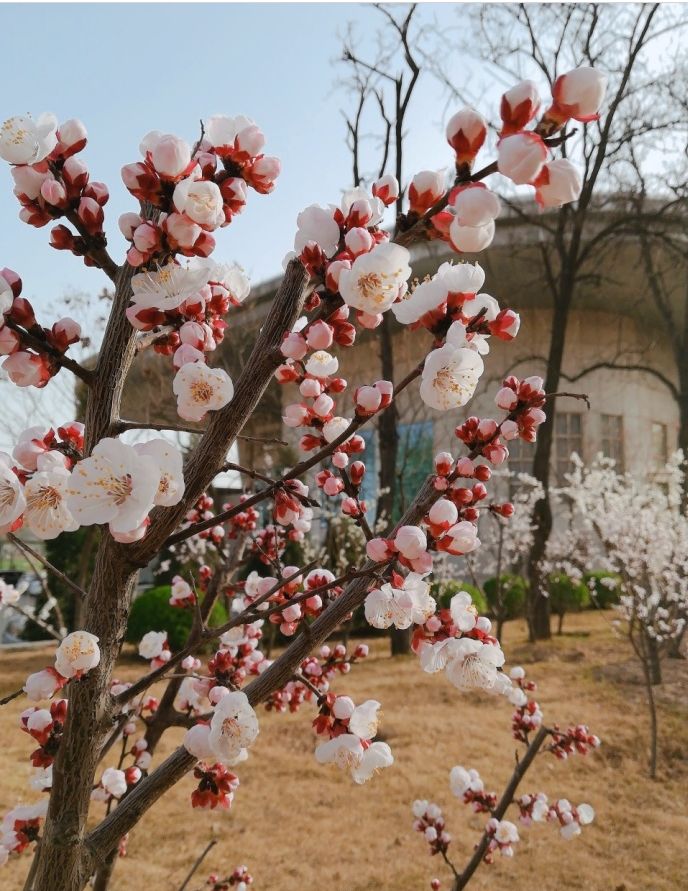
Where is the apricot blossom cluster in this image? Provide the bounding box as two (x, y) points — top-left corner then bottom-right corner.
(0, 62), (606, 881)
(413, 667), (599, 886)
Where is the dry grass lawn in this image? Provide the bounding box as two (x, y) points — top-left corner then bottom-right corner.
(1, 611), (687, 891)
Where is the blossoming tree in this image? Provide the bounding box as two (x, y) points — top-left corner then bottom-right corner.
(0, 64), (605, 890)
(553, 454), (688, 777)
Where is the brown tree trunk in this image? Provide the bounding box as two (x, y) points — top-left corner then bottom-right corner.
(526, 288), (572, 641)
(645, 631), (662, 685)
(376, 313), (410, 656)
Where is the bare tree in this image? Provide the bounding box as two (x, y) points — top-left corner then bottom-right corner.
(430, 2), (684, 639)
(340, 3), (424, 654)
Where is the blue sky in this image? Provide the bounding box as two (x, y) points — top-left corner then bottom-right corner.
(1, 2), (469, 314)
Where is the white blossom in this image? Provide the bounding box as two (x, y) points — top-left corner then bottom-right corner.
(339, 243), (411, 314)
(420, 344), (484, 410)
(67, 438), (159, 534)
(173, 363), (234, 422)
(208, 691), (259, 762)
(0, 113), (58, 164)
(55, 631), (100, 679)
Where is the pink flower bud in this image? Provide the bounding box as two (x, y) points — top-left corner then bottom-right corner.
(325, 259), (351, 293)
(455, 457), (475, 477)
(344, 226), (374, 257)
(550, 67), (607, 123)
(40, 178), (67, 206)
(52, 317), (81, 348)
(375, 379), (393, 407)
(495, 387), (518, 410)
(533, 159), (582, 209)
(366, 537), (392, 562)
(449, 218), (495, 253)
(349, 461), (365, 486)
(0, 325), (20, 355)
(146, 133), (192, 180)
(451, 184), (501, 228)
(305, 320), (334, 350)
(434, 451), (454, 475)
(77, 197), (104, 235)
(428, 498), (459, 530)
(500, 80), (541, 136)
(372, 174), (399, 206)
(332, 451), (348, 469)
(118, 212), (142, 240)
(132, 221), (161, 253)
(236, 124), (266, 158)
(281, 603), (302, 623)
(179, 321), (206, 349)
(3, 351), (51, 387)
(312, 393), (334, 418)
(57, 118), (88, 156)
(281, 331), (308, 360)
(497, 133), (547, 185)
(300, 377), (322, 398)
(62, 156), (89, 190)
(355, 385), (382, 415)
(357, 311), (383, 329)
(446, 108), (487, 163)
(173, 344), (205, 369)
(409, 170), (445, 214)
(394, 525), (427, 560)
(283, 403), (310, 428)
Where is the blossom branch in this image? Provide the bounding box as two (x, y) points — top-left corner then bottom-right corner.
(7, 533), (87, 601)
(451, 726), (550, 891)
(3, 317), (94, 385)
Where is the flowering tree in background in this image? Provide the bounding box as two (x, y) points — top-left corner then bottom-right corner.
(0, 61), (605, 891)
(412, 666), (599, 890)
(556, 454), (688, 778)
(462, 471), (543, 641)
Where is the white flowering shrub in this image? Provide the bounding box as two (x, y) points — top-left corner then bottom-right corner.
(548, 453), (688, 776)
(0, 65), (606, 889)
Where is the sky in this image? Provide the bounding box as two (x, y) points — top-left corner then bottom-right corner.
(0, 1), (480, 446)
(1, 2), (469, 307)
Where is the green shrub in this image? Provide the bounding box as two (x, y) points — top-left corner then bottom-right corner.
(430, 579), (487, 615)
(126, 585), (228, 651)
(583, 570), (621, 609)
(483, 574), (526, 620)
(547, 573), (589, 633)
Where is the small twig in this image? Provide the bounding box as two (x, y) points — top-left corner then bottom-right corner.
(4, 602), (63, 642)
(4, 318), (94, 385)
(0, 687), (25, 707)
(544, 390), (591, 409)
(112, 419), (287, 447)
(177, 838), (216, 891)
(7, 534), (87, 601)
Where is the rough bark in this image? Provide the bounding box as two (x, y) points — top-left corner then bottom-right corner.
(27, 260), (309, 891)
(85, 472), (443, 866)
(526, 292), (571, 641)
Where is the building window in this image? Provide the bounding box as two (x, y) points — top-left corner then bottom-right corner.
(506, 437), (534, 477)
(395, 421), (434, 520)
(554, 412), (583, 482)
(651, 422), (668, 470)
(601, 414), (624, 471)
(358, 428), (378, 517)
(356, 422), (434, 522)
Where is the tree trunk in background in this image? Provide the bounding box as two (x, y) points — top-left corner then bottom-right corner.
(376, 313), (410, 656)
(668, 361), (688, 658)
(526, 293), (571, 641)
(645, 632), (662, 686)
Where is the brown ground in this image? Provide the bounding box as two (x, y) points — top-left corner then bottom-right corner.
(1, 611), (687, 891)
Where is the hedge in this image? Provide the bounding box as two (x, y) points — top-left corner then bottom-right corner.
(126, 585), (228, 651)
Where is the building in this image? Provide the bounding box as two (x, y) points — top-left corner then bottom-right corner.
(120, 202), (679, 520)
